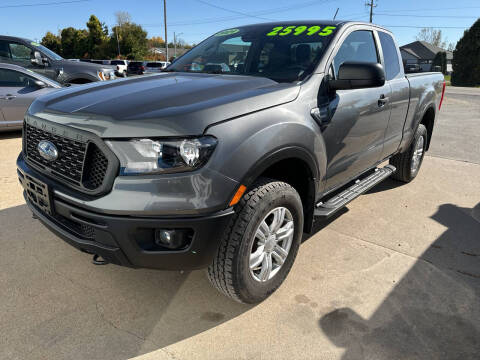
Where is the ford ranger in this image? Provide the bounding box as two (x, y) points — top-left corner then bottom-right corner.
(17, 21), (445, 303)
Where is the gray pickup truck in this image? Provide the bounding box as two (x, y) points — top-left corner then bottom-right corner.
(0, 35), (116, 84)
(17, 21), (445, 303)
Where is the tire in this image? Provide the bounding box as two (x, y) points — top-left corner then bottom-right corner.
(390, 124), (427, 182)
(207, 178), (304, 303)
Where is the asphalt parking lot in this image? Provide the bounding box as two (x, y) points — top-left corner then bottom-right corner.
(1, 86), (479, 360)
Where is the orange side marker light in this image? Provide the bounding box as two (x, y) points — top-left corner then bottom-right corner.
(229, 185), (247, 206)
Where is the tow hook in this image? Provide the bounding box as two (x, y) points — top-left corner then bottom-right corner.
(92, 254), (109, 265)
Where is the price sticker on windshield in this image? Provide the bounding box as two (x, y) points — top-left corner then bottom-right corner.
(266, 25), (336, 37)
(215, 29), (240, 36)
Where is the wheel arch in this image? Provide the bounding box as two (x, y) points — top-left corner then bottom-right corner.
(420, 106), (435, 150)
(239, 147), (319, 233)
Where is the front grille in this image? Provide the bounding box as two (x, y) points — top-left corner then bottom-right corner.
(24, 122), (110, 192)
(53, 213), (95, 239)
(25, 124), (86, 184)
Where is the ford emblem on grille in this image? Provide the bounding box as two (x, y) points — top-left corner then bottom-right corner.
(37, 140), (59, 161)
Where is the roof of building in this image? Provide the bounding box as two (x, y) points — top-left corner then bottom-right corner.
(400, 41), (453, 60)
(400, 47), (421, 59)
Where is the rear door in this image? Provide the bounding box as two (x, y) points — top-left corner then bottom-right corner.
(322, 28), (392, 189)
(377, 31), (410, 159)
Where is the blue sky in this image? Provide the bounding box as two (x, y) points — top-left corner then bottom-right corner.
(1, 0), (479, 48)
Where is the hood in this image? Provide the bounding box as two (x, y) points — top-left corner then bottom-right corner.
(57, 59), (115, 71)
(28, 72), (300, 138)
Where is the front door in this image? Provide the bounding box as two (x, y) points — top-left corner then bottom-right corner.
(321, 29), (391, 190)
(0, 68), (44, 124)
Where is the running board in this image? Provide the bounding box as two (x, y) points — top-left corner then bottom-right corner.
(314, 165), (396, 218)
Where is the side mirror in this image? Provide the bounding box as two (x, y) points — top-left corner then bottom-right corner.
(31, 51), (48, 66)
(329, 62), (385, 90)
(33, 80), (47, 88)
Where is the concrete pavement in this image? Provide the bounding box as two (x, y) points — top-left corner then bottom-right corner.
(0, 87), (479, 360)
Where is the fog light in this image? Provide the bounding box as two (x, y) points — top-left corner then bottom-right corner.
(154, 229), (191, 249)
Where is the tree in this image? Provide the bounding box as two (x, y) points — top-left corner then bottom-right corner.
(110, 22), (148, 60)
(60, 27), (88, 58)
(41, 32), (61, 55)
(86, 15), (108, 58)
(149, 36), (165, 48)
(451, 18), (480, 86)
(115, 11), (131, 27)
(416, 28), (447, 48)
(432, 51), (447, 74)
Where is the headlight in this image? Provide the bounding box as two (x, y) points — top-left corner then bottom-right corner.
(97, 70), (116, 81)
(106, 136), (217, 175)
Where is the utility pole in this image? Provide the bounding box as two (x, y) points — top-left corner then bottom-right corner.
(116, 29), (121, 58)
(366, 0), (376, 23)
(174, 32), (176, 58)
(163, 0), (168, 61)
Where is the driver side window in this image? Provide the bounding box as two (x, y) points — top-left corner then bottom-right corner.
(0, 69), (37, 87)
(333, 30), (378, 77)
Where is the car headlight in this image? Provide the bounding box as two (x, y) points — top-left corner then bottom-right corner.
(97, 70), (116, 81)
(106, 136), (218, 175)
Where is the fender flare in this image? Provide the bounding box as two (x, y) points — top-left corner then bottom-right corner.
(236, 146), (320, 233)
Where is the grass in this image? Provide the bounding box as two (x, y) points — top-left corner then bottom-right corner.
(444, 74), (451, 85)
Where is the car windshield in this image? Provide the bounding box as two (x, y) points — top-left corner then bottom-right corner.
(29, 41), (63, 61)
(166, 23), (338, 83)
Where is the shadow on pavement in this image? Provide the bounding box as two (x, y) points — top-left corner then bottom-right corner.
(0, 204), (252, 360)
(0, 129), (22, 140)
(319, 202), (480, 359)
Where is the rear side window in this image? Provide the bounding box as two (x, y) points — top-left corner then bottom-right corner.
(333, 30), (378, 76)
(379, 32), (401, 80)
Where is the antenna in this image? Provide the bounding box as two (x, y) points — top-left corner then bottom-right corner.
(333, 7), (339, 20)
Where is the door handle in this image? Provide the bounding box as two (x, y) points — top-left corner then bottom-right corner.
(378, 94), (389, 107)
(1, 94), (17, 100)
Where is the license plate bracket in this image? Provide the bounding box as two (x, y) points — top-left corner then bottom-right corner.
(21, 173), (53, 216)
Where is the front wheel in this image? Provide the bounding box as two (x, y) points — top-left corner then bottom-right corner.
(207, 178), (303, 303)
(390, 124), (427, 182)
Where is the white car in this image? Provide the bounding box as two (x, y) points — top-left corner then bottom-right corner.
(144, 61), (170, 73)
(110, 60), (129, 77)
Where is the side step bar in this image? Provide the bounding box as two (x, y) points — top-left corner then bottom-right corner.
(314, 165), (396, 218)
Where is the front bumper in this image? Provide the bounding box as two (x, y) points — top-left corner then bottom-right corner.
(17, 155), (234, 270)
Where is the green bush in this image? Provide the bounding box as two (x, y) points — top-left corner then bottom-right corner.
(452, 18), (480, 86)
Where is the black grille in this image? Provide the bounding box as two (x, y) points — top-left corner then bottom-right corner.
(53, 213), (95, 239)
(25, 124), (86, 184)
(25, 123), (109, 191)
(83, 144), (109, 190)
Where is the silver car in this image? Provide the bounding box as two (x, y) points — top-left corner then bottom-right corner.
(0, 63), (61, 131)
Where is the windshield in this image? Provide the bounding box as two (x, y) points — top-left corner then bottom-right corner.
(166, 23), (338, 83)
(30, 41), (63, 61)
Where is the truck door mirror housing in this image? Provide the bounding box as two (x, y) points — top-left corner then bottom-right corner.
(329, 62), (385, 90)
(31, 51), (48, 66)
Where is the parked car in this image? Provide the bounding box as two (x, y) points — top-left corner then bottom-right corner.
(110, 60), (129, 77)
(0, 63), (61, 131)
(144, 61), (170, 73)
(0, 36), (116, 84)
(127, 61), (147, 75)
(17, 21), (445, 303)
(405, 63), (421, 73)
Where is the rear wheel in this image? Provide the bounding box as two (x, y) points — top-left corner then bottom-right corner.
(207, 178), (303, 303)
(390, 124), (427, 182)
